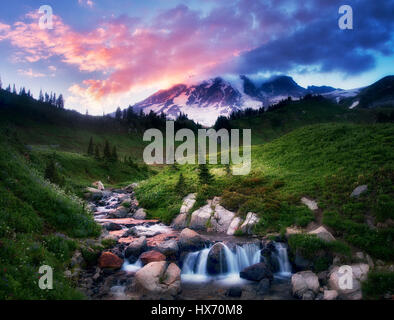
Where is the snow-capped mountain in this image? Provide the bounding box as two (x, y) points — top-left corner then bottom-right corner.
(130, 75), (340, 126)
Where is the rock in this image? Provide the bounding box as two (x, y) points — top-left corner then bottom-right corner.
(98, 252), (124, 269)
(302, 290), (315, 300)
(227, 217), (242, 235)
(207, 243), (228, 275)
(84, 187), (103, 201)
(92, 181), (105, 190)
(226, 286), (242, 298)
(308, 226), (335, 242)
(350, 185), (367, 198)
(328, 264), (369, 300)
(211, 205), (235, 233)
(323, 290), (338, 300)
(301, 197), (318, 211)
(179, 228), (207, 251)
(155, 239), (179, 257)
(240, 262), (273, 282)
(104, 222), (122, 231)
(171, 213), (188, 230)
(239, 212), (260, 234)
(285, 226), (303, 238)
(317, 271), (329, 286)
(110, 206), (129, 218)
(293, 250), (313, 270)
(291, 271), (320, 299)
(140, 250), (166, 265)
(190, 204), (213, 230)
(180, 193), (197, 214)
(134, 208), (147, 220)
(125, 183), (139, 192)
(124, 236), (147, 262)
(257, 278), (270, 295)
(134, 262), (181, 297)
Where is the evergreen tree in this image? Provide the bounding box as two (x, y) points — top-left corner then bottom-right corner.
(39, 89), (44, 102)
(56, 94), (64, 108)
(87, 137), (94, 156)
(44, 92), (49, 103)
(175, 172), (187, 196)
(111, 146), (118, 162)
(6, 84), (11, 92)
(103, 140), (111, 160)
(198, 164), (214, 185)
(94, 145), (100, 159)
(12, 84), (16, 94)
(115, 107), (122, 121)
(44, 155), (61, 185)
(0, 75), (2, 89)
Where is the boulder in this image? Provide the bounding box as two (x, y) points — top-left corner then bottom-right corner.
(301, 197), (318, 210)
(179, 228), (207, 251)
(98, 252), (124, 269)
(110, 206), (129, 218)
(257, 278), (270, 295)
(285, 226), (303, 238)
(240, 212), (259, 234)
(171, 213), (188, 230)
(84, 187), (103, 201)
(134, 261), (181, 297)
(155, 239), (179, 257)
(140, 250), (166, 265)
(125, 183), (139, 193)
(207, 243), (228, 275)
(308, 226), (335, 242)
(211, 205), (235, 233)
(323, 290), (338, 300)
(350, 185), (368, 198)
(124, 236), (147, 262)
(190, 204), (213, 230)
(104, 222), (122, 231)
(240, 262), (273, 282)
(180, 193), (197, 214)
(92, 181), (105, 190)
(227, 217), (242, 235)
(328, 264), (369, 300)
(134, 208), (147, 220)
(226, 286), (242, 298)
(291, 271), (320, 299)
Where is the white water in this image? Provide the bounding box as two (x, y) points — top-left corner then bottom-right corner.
(272, 242), (292, 278)
(181, 243), (261, 283)
(122, 259), (143, 272)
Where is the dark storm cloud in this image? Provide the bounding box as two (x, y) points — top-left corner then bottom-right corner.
(237, 0), (394, 75)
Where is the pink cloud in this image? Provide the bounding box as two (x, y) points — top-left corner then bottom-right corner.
(0, 2), (291, 101)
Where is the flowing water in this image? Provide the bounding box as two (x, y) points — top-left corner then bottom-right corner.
(272, 242), (292, 278)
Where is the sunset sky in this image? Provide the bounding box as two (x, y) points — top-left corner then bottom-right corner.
(0, 0), (393, 115)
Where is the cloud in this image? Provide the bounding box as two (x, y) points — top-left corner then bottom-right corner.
(17, 68), (46, 78)
(78, 0), (94, 8)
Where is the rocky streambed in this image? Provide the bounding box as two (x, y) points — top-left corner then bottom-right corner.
(77, 183), (375, 301)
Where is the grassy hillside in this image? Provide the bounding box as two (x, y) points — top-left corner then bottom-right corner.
(0, 130), (101, 299)
(136, 123), (394, 261)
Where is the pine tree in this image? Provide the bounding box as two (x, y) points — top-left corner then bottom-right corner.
(87, 137), (94, 156)
(94, 145), (100, 159)
(6, 84), (11, 92)
(115, 107), (122, 121)
(175, 172), (187, 196)
(45, 92), (49, 103)
(56, 94), (64, 108)
(111, 146), (118, 162)
(44, 156), (61, 185)
(39, 89), (44, 102)
(12, 84), (16, 94)
(198, 164), (214, 185)
(0, 75), (2, 89)
(103, 140), (111, 160)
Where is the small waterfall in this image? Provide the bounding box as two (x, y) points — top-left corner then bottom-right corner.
(272, 242), (292, 278)
(122, 259), (143, 272)
(181, 242), (261, 281)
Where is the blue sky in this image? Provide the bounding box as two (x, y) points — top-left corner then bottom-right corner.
(0, 0), (393, 114)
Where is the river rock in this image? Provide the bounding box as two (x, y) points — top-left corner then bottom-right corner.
(211, 205), (235, 233)
(124, 236), (147, 262)
(301, 197), (318, 211)
(125, 183), (139, 193)
(240, 212), (260, 234)
(227, 217), (242, 235)
(179, 228), (207, 251)
(240, 262), (273, 282)
(257, 278), (270, 295)
(226, 286), (242, 297)
(98, 252), (124, 269)
(328, 264), (369, 300)
(350, 185), (368, 198)
(134, 262), (181, 297)
(207, 243), (228, 275)
(308, 226), (335, 242)
(155, 239), (179, 257)
(134, 208), (147, 220)
(171, 213), (188, 230)
(92, 181), (105, 190)
(291, 271), (320, 299)
(110, 206), (129, 218)
(84, 187), (103, 201)
(104, 222), (122, 231)
(323, 290), (338, 300)
(180, 193), (197, 214)
(140, 250), (166, 265)
(190, 204), (213, 230)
